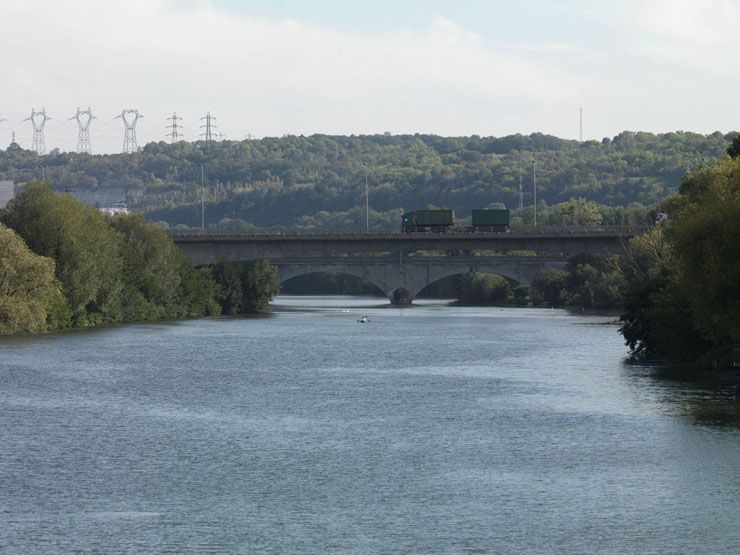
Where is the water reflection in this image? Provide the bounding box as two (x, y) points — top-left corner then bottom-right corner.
(624, 362), (740, 428)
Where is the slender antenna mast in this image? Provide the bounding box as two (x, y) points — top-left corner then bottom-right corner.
(200, 111), (217, 142)
(24, 108), (51, 155)
(70, 107), (96, 154)
(579, 106), (583, 142)
(115, 109), (142, 153)
(166, 112), (182, 143)
(0, 113), (6, 125)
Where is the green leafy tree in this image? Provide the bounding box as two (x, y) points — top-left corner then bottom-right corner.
(212, 258), (244, 314)
(209, 259), (279, 314)
(619, 226), (708, 361)
(1, 183), (219, 329)
(727, 135), (740, 158)
(531, 268), (568, 305)
(0, 224), (68, 334)
(177, 262), (222, 318)
(110, 214), (185, 319)
(239, 260), (279, 314)
(1, 183), (124, 325)
(667, 158), (740, 351)
(548, 198), (603, 226)
(457, 273), (513, 305)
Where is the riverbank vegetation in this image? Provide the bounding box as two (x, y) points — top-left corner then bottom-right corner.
(619, 152), (739, 368)
(211, 259), (279, 314)
(0, 184), (278, 335)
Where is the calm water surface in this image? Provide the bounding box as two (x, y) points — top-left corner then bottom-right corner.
(1, 296), (738, 553)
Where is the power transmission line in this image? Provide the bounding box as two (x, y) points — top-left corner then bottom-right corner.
(166, 112), (182, 143)
(70, 107), (96, 154)
(24, 108), (51, 155)
(200, 111), (217, 142)
(115, 109), (143, 153)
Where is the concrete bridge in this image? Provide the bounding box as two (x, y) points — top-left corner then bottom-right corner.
(170, 226), (644, 304)
(275, 255), (567, 304)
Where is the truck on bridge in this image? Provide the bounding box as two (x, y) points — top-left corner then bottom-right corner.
(402, 208), (513, 233)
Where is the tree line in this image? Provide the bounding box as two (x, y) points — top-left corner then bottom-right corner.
(619, 141), (739, 369)
(0, 184), (278, 335)
(0, 131), (733, 229)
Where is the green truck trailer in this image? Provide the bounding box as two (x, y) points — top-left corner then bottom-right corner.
(469, 209), (511, 232)
(401, 210), (454, 232)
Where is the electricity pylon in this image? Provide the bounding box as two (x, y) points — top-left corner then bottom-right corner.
(166, 112), (182, 143)
(115, 109), (143, 153)
(24, 108), (51, 155)
(70, 107), (96, 154)
(200, 111), (217, 142)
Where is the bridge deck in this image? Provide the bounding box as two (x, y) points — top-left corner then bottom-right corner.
(170, 225), (646, 268)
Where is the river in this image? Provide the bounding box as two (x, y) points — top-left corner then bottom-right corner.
(1, 296), (738, 553)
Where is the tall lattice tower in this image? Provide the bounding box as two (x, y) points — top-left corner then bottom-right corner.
(200, 112), (217, 142)
(25, 108), (51, 155)
(115, 109), (143, 153)
(166, 112), (182, 143)
(70, 107), (96, 154)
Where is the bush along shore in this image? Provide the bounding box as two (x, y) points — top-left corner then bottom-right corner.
(619, 147), (739, 371)
(0, 183), (278, 336)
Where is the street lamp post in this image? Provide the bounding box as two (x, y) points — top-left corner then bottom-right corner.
(364, 161), (369, 232)
(532, 159), (537, 228)
(200, 165), (205, 231)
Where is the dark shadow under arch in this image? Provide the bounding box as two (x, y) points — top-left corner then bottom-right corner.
(279, 271), (385, 297)
(415, 270), (529, 302)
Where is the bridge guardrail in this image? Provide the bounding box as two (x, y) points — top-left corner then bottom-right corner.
(167, 225), (650, 239)
(268, 256), (568, 264)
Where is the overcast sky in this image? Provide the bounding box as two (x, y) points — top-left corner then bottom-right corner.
(1, 0), (738, 154)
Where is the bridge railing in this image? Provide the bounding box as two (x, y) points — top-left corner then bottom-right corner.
(167, 225), (650, 239)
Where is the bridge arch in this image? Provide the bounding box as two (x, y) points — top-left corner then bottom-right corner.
(404, 265), (531, 301)
(413, 269), (530, 298)
(278, 268), (386, 297)
(276, 264), (397, 300)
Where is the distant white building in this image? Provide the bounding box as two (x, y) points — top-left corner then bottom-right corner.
(100, 200), (129, 216)
(0, 181), (14, 209)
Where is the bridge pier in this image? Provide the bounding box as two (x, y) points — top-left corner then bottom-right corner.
(389, 287), (413, 305)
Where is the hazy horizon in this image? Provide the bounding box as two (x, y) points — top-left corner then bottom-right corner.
(2, 0), (738, 154)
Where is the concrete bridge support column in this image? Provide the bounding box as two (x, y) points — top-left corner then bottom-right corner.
(389, 288), (412, 305)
